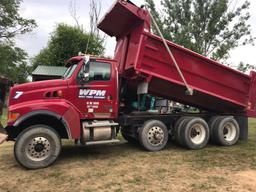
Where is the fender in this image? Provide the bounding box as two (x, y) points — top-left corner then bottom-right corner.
(13, 110), (72, 139)
(8, 99), (82, 139)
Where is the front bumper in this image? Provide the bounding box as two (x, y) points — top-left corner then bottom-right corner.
(0, 121), (8, 144)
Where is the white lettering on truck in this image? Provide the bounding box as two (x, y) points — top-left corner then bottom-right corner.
(79, 89), (106, 99)
(14, 91), (23, 99)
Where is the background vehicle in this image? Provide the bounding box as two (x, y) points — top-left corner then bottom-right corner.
(0, 76), (9, 144)
(3, 0), (256, 169)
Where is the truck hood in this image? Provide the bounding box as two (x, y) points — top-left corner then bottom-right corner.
(12, 79), (66, 91)
(9, 79), (68, 106)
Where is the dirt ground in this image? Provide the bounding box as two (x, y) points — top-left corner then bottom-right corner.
(1, 120), (256, 192)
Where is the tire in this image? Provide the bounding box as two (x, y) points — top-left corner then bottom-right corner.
(180, 117), (210, 149)
(121, 132), (138, 144)
(14, 125), (61, 169)
(208, 116), (219, 132)
(212, 116), (240, 146)
(138, 120), (168, 151)
(174, 116), (192, 145)
(208, 116), (221, 142)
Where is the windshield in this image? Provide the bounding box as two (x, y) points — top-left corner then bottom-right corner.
(63, 64), (78, 79)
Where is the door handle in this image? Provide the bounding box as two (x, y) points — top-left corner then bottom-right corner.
(108, 95), (113, 100)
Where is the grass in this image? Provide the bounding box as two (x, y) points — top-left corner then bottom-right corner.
(0, 107), (7, 127)
(0, 118), (256, 191)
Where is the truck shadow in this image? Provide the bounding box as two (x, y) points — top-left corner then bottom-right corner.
(59, 141), (141, 159)
(58, 140), (184, 161)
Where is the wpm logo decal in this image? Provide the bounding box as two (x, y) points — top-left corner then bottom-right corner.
(79, 89), (106, 99)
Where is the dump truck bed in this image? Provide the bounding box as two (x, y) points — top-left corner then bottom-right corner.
(98, 0), (256, 116)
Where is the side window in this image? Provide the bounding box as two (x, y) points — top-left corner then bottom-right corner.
(89, 62), (111, 81)
(77, 61), (111, 84)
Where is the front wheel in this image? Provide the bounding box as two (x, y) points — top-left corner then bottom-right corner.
(14, 125), (61, 169)
(139, 120), (168, 151)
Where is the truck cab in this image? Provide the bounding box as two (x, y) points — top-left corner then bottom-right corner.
(64, 56), (119, 120)
(5, 56), (121, 169)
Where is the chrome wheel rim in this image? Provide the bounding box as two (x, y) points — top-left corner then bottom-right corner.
(223, 122), (236, 142)
(25, 137), (51, 161)
(189, 123), (206, 145)
(147, 126), (164, 146)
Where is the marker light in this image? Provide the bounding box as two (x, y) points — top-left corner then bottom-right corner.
(8, 112), (20, 122)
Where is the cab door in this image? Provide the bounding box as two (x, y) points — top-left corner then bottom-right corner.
(69, 60), (118, 119)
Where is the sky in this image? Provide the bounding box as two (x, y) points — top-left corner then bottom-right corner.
(15, 0), (256, 67)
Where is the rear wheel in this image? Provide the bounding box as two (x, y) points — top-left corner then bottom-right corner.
(208, 116), (223, 142)
(14, 125), (61, 169)
(208, 116), (219, 132)
(139, 120), (168, 151)
(212, 116), (239, 146)
(174, 116), (192, 145)
(180, 117), (210, 149)
(121, 131), (138, 144)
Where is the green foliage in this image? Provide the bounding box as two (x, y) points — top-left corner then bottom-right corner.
(0, 0), (36, 83)
(0, 43), (31, 83)
(146, 0), (254, 61)
(237, 62), (255, 73)
(32, 24), (104, 68)
(0, 0), (37, 42)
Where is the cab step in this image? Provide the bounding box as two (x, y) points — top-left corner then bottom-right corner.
(85, 139), (120, 146)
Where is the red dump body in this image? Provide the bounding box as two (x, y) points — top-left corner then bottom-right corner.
(98, 0), (256, 117)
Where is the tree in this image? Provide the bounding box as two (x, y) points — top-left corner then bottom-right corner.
(237, 62), (255, 73)
(69, 0), (106, 54)
(32, 0), (105, 69)
(146, 0), (254, 61)
(0, 0), (36, 83)
(32, 23), (104, 68)
(0, 43), (31, 83)
(0, 0), (37, 42)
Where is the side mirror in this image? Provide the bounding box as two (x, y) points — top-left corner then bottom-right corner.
(83, 72), (89, 80)
(77, 72), (89, 84)
(77, 57), (90, 84)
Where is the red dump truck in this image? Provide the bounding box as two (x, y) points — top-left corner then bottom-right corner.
(2, 0), (256, 169)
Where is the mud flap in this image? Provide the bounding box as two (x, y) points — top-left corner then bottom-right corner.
(0, 121), (8, 144)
